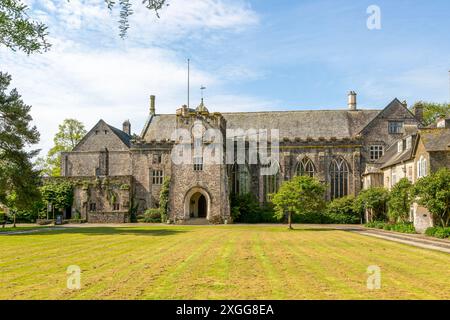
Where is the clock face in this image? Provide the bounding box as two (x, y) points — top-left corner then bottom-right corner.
(191, 120), (206, 139)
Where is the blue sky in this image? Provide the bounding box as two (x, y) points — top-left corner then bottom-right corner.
(0, 0), (449, 154)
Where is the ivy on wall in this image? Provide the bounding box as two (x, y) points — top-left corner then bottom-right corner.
(159, 177), (170, 222)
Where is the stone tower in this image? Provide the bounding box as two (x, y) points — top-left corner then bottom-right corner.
(169, 100), (231, 223)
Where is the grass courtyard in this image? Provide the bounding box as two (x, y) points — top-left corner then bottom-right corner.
(0, 225), (449, 300)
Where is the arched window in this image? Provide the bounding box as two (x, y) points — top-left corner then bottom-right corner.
(296, 157), (315, 177)
(330, 157), (349, 199)
(262, 161), (280, 201)
(231, 163), (251, 195)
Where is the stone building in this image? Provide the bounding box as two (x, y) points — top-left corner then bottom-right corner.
(60, 92), (422, 223)
(363, 117), (450, 232)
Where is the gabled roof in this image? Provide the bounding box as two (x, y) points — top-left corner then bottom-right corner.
(357, 98), (421, 135)
(73, 119), (132, 151)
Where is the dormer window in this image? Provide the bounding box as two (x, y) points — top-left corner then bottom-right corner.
(405, 136), (412, 150)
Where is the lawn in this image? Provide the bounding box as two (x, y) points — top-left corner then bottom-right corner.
(0, 225), (449, 300)
(0, 226), (50, 233)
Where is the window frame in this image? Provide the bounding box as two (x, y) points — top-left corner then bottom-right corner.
(369, 145), (384, 161)
(152, 170), (164, 185)
(296, 157), (315, 177)
(193, 156), (203, 171)
(330, 157), (349, 200)
(388, 121), (404, 134)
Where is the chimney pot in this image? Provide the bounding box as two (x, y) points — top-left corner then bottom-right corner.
(348, 91), (357, 110)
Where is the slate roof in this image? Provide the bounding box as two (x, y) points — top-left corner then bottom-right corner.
(73, 119), (132, 151)
(107, 123), (132, 147)
(418, 128), (450, 152)
(141, 109), (380, 142)
(379, 135), (417, 169)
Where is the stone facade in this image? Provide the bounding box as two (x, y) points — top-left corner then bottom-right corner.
(60, 93), (422, 223)
(363, 118), (450, 232)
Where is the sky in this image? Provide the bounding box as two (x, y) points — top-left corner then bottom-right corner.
(1, 0), (449, 155)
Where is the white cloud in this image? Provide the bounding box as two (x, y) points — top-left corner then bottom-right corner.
(360, 66), (450, 105)
(0, 0), (264, 157)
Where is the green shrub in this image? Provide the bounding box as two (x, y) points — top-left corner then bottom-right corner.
(412, 168), (450, 227)
(143, 208), (162, 223)
(388, 178), (413, 223)
(326, 196), (361, 224)
(355, 187), (390, 222)
(159, 177), (170, 223)
(231, 193), (279, 223)
(365, 221), (415, 234)
(425, 227), (450, 239)
(291, 211), (329, 223)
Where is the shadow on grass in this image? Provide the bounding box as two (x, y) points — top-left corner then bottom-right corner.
(287, 228), (337, 232)
(4, 227), (188, 237)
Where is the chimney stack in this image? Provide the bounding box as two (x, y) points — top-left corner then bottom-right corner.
(150, 95), (156, 115)
(122, 120), (131, 135)
(348, 91), (357, 110)
(414, 104), (424, 124)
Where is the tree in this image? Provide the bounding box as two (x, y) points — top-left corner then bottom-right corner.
(0, 72), (41, 217)
(0, 0), (51, 54)
(411, 101), (450, 126)
(39, 119), (86, 176)
(388, 178), (413, 223)
(104, 0), (169, 38)
(272, 176), (326, 229)
(355, 187), (390, 222)
(40, 182), (74, 219)
(1, 0), (168, 53)
(412, 168), (450, 227)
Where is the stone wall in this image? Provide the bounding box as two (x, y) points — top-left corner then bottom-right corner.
(277, 140), (362, 200)
(129, 143), (173, 213)
(75, 121), (129, 152)
(430, 151), (450, 173)
(87, 212), (130, 223)
(170, 163), (230, 223)
(48, 176), (133, 223)
(412, 202), (433, 233)
(62, 151), (131, 177)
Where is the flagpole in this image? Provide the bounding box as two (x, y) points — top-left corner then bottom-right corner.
(187, 58), (190, 108)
